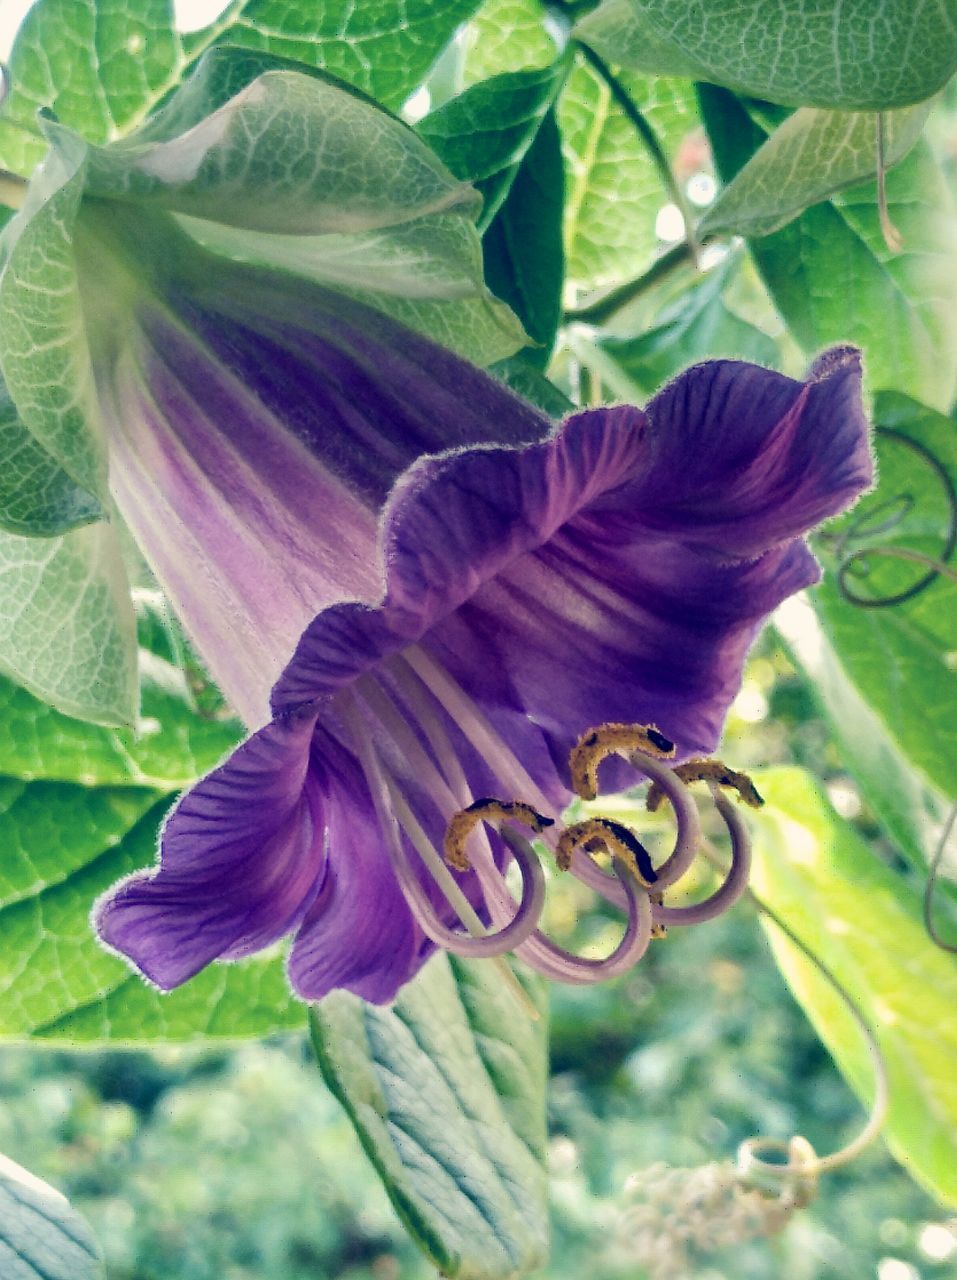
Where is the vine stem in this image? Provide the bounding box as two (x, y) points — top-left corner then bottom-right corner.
(566, 240), (697, 324)
(699, 829), (889, 1179)
(850, 544), (957, 586)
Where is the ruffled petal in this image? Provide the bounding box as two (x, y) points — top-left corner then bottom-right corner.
(636, 347), (872, 557)
(94, 711), (322, 989)
(271, 358), (867, 755)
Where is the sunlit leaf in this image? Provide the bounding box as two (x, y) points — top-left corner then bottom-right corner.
(0, 373), (101, 538)
(0, 0), (482, 176)
(560, 57), (696, 294)
(0, 523), (137, 728)
(752, 768), (957, 1207)
(701, 87), (957, 412)
(699, 102), (931, 240)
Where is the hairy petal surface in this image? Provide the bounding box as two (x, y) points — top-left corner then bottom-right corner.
(273, 354), (870, 765)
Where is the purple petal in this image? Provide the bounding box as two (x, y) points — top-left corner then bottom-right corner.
(94, 711), (323, 989)
(99, 236), (548, 725)
(636, 348), (872, 556)
(272, 353), (871, 770)
(286, 733), (430, 1004)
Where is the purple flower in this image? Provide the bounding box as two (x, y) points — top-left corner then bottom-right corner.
(94, 314), (871, 1003)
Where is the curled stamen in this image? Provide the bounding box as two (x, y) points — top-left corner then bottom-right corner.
(653, 790), (752, 926)
(647, 759), (763, 812)
(555, 817), (657, 885)
(444, 798), (553, 872)
(386, 785), (547, 959)
(570, 722), (675, 801)
(505, 829), (655, 983)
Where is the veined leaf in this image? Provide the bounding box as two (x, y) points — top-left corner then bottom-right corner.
(0, 522), (137, 728)
(587, 254), (777, 395)
(578, 0), (957, 109)
(311, 953), (549, 1280)
(0, 1153), (103, 1280)
(460, 0), (559, 85)
(0, 0), (482, 176)
(417, 62), (567, 231)
(560, 57), (696, 294)
(776, 392), (957, 879)
(700, 86), (957, 412)
(0, 372), (101, 538)
(699, 102), (932, 240)
(752, 768), (957, 1207)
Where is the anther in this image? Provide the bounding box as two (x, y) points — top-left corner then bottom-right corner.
(646, 759), (764, 812)
(570, 722), (676, 800)
(443, 798), (554, 871)
(555, 818), (658, 886)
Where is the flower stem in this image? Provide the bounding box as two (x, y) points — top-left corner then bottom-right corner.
(876, 112), (903, 253)
(565, 240), (695, 325)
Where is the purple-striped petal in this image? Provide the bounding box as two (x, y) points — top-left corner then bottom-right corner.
(95, 711), (323, 989)
(92, 215), (548, 725)
(271, 356), (869, 766)
(286, 734), (429, 1003)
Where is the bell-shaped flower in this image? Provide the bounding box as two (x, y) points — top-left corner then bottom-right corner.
(0, 50), (526, 723)
(92, 329), (872, 1003)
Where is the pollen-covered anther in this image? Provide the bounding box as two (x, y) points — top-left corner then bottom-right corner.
(555, 817), (658, 887)
(646, 759), (764, 813)
(443, 798), (554, 872)
(570, 722), (676, 801)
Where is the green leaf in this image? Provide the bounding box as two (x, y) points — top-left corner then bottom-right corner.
(0, 0), (181, 175)
(417, 63), (566, 231)
(580, 0), (957, 109)
(777, 392), (957, 873)
(700, 87), (957, 412)
(588, 254), (778, 395)
(204, 0), (482, 113)
(87, 57), (481, 233)
(752, 768), (957, 1207)
(460, 0), (559, 85)
(0, 780), (304, 1043)
(81, 51), (528, 364)
(483, 108), (565, 364)
(0, 372), (101, 537)
(699, 102), (932, 240)
(815, 394), (957, 802)
(775, 597), (953, 881)
(489, 353), (574, 417)
(559, 57), (697, 293)
(311, 953), (549, 1279)
(0, 659), (241, 790)
(574, 0), (703, 79)
(0, 0), (481, 176)
(0, 522), (137, 728)
(0, 130), (105, 501)
(0, 1153), (103, 1279)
